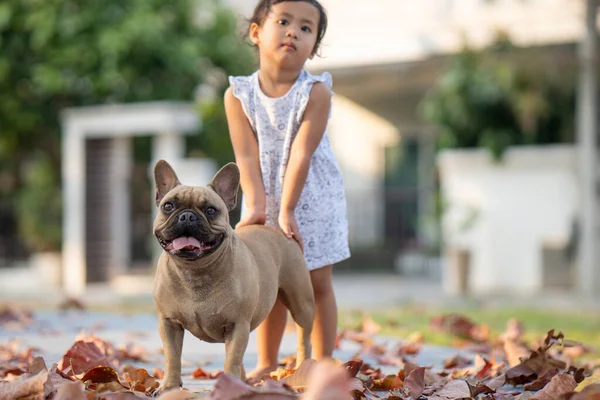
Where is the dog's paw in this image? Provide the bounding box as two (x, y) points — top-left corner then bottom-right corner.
(153, 388), (195, 399)
(153, 380), (183, 397)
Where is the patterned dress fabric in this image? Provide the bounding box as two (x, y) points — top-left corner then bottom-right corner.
(229, 69), (350, 270)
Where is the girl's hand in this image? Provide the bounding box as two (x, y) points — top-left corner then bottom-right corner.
(236, 208), (266, 228)
(278, 210), (304, 253)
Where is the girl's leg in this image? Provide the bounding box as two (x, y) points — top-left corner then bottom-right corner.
(309, 265), (337, 360)
(247, 298), (287, 378)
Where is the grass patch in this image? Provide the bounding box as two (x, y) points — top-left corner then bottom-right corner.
(339, 305), (600, 356)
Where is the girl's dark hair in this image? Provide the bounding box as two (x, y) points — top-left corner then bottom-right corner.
(249, 0), (328, 56)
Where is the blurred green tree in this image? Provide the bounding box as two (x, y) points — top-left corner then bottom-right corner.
(0, 0), (254, 253)
(419, 36), (577, 161)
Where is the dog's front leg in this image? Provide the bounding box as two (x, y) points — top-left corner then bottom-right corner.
(158, 315), (185, 390)
(224, 321), (250, 378)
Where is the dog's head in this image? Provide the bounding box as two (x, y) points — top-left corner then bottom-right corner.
(153, 160), (240, 261)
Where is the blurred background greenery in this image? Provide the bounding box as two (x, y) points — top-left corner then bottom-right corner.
(0, 1), (579, 266)
(0, 0), (254, 256)
(420, 34), (576, 162)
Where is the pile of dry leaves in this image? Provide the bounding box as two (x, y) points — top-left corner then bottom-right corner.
(1, 306), (599, 400)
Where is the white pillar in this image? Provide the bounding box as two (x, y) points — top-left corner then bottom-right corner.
(152, 133), (186, 165)
(577, 0), (598, 296)
(62, 126), (86, 296)
(109, 137), (132, 276)
(150, 133), (186, 260)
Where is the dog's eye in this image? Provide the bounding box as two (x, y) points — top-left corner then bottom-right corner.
(162, 202), (175, 213)
(205, 207), (217, 216)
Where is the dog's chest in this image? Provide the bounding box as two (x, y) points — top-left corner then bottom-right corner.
(164, 300), (238, 343)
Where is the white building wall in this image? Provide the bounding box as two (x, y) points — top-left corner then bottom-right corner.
(328, 95), (399, 246)
(438, 145), (578, 294)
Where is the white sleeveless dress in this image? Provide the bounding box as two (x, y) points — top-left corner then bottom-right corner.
(229, 69), (350, 270)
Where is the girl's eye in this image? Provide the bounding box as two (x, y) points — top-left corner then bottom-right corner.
(162, 202), (175, 213)
(205, 207), (218, 216)
(301, 26), (311, 33)
(278, 19), (289, 26)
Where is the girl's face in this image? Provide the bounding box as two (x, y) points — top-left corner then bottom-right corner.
(250, 2), (320, 69)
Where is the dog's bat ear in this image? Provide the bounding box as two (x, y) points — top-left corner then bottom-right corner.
(154, 160), (181, 206)
(209, 163), (240, 212)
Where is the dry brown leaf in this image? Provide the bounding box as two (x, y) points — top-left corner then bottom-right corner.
(405, 367), (426, 399)
(505, 340), (531, 367)
(0, 369), (47, 400)
(210, 373), (296, 399)
(116, 344), (148, 363)
(436, 379), (471, 398)
(0, 306), (35, 330)
(570, 383), (600, 400)
(57, 338), (116, 378)
(57, 297), (87, 311)
(443, 354), (472, 369)
(531, 373), (577, 400)
(191, 367), (211, 379)
(430, 313), (489, 342)
(524, 369), (559, 391)
(506, 344), (566, 386)
(301, 360), (355, 400)
(485, 374), (507, 390)
(270, 368), (296, 381)
(122, 366), (159, 393)
(279, 354), (297, 369)
(342, 360), (363, 378)
(370, 374), (403, 391)
(152, 368), (164, 380)
(361, 316), (381, 335)
(500, 319), (525, 343)
(282, 359), (317, 390)
(53, 381), (87, 400)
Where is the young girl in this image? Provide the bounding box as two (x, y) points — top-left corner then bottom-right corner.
(224, 0), (350, 378)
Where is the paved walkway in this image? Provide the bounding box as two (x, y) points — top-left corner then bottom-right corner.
(0, 271), (443, 309)
(2, 270), (598, 311)
(3, 272), (596, 395)
(0, 310), (471, 396)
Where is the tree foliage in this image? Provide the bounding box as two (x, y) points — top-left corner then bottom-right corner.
(420, 36), (577, 161)
(0, 0), (254, 252)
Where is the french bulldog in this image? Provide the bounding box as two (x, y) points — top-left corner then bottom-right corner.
(152, 160), (315, 390)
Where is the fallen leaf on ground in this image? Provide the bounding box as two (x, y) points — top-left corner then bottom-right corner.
(191, 366), (211, 379)
(210, 373), (296, 399)
(57, 297), (87, 312)
(0, 305), (35, 330)
(500, 319), (525, 343)
(53, 380), (87, 400)
(531, 373), (577, 400)
(370, 374), (403, 391)
(122, 366), (159, 393)
(430, 313), (490, 342)
(436, 379), (472, 398)
(404, 366), (426, 399)
(361, 316), (381, 335)
(504, 340), (531, 367)
(443, 354), (470, 370)
(57, 335), (119, 378)
(0, 369), (47, 400)
(302, 360), (357, 400)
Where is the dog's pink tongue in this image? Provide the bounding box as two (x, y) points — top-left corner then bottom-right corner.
(172, 237), (202, 250)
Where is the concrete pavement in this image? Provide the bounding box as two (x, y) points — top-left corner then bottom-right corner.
(0, 309), (472, 396)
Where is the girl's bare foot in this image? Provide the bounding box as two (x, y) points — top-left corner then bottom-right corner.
(246, 364), (278, 380)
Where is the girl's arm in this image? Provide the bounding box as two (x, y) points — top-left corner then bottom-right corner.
(224, 87), (266, 226)
(279, 82), (332, 250)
